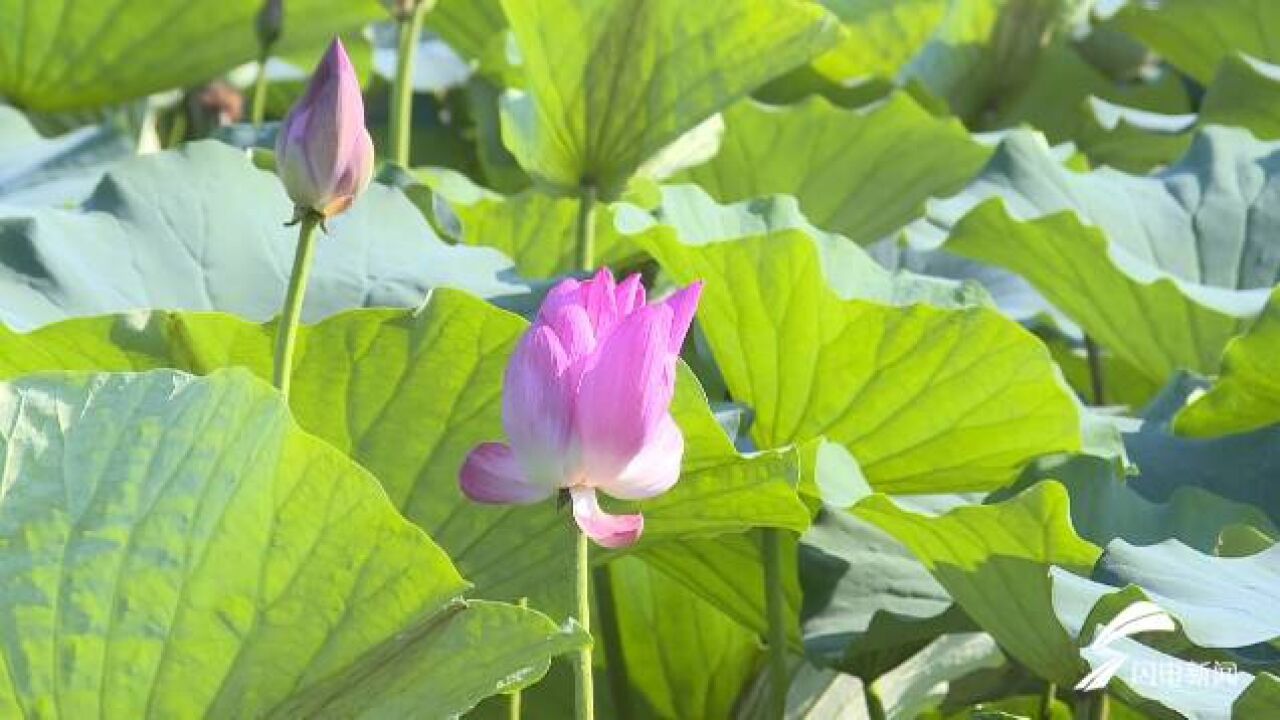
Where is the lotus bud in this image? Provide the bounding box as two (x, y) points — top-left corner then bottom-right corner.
(275, 39), (375, 221)
(256, 0), (284, 50)
(461, 269), (703, 548)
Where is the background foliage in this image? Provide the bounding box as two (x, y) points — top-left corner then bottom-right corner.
(1, 0), (1278, 718)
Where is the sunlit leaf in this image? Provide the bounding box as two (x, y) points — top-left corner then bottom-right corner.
(676, 93), (990, 246)
(0, 0), (384, 111)
(0, 368), (584, 717)
(0, 291), (809, 619)
(623, 187), (1082, 493)
(0, 141), (528, 332)
(498, 0), (839, 197)
(855, 482), (1098, 685)
(1109, 0), (1280, 83)
(1177, 287), (1280, 438)
(910, 128), (1280, 387)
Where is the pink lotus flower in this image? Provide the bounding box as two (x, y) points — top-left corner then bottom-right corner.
(461, 269), (703, 548)
(275, 39), (375, 220)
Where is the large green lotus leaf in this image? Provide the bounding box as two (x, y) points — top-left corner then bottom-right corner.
(0, 291), (809, 617)
(465, 78), (534, 194)
(637, 532), (802, 650)
(0, 0), (383, 111)
(1201, 55), (1280, 140)
(1094, 541), (1280, 649)
(910, 127), (1280, 387)
(422, 168), (635, 279)
(870, 632), (1007, 720)
(0, 140), (528, 331)
(476, 550), (770, 720)
(607, 556), (763, 720)
(675, 94), (991, 246)
(901, 0), (1090, 122)
(622, 187), (1082, 493)
(854, 482), (1099, 685)
(1032, 317), (1162, 410)
(1015, 455), (1278, 554)
(1237, 674), (1280, 718)
(800, 507), (973, 680)
(1109, 0), (1280, 83)
(497, 0), (839, 197)
(640, 440), (891, 661)
(735, 661), (871, 720)
(984, 37), (1191, 144)
(1176, 287), (1280, 438)
(1126, 375), (1280, 528)
(1219, 524), (1278, 558)
(426, 0), (506, 66)
(0, 368), (584, 717)
(809, 0), (947, 83)
(1070, 98), (1195, 173)
(0, 106), (132, 207)
(1071, 54), (1280, 174)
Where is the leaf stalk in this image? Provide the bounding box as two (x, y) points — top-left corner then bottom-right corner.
(390, 2), (429, 166)
(762, 528), (790, 719)
(575, 186), (598, 271)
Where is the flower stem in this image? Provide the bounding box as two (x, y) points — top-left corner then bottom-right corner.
(250, 52), (271, 127)
(1039, 682), (1057, 719)
(575, 187), (598, 271)
(762, 528), (790, 718)
(508, 597), (528, 720)
(574, 529), (595, 720)
(1084, 335), (1106, 405)
(592, 565), (633, 719)
(165, 109), (188, 149)
(1088, 692), (1110, 720)
(864, 683), (886, 720)
(272, 212), (322, 398)
(390, 2), (428, 167)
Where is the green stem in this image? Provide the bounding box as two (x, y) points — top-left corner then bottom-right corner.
(1073, 691), (1111, 720)
(1084, 335), (1106, 405)
(251, 51), (271, 128)
(508, 684), (521, 720)
(864, 682), (886, 720)
(762, 528), (790, 719)
(390, 2), (428, 167)
(272, 213), (322, 398)
(166, 106), (188, 149)
(1089, 692), (1110, 720)
(508, 597), (528, 720)
(1040, 682), (1057, 720)
(592, 565), (633, 720)
(575, 187), (598, 271)
(574, 530), (595, 720)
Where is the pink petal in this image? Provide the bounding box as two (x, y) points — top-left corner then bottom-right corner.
(574, 305), (677, 482)
(460, 443), (553, 504)
(570, 487), (643, 548)
(595, 414), (683, 500)
(537, 277), (584, 321)
(579, 268), (622, 336)
(539, 269), (627, 341)
(659, 281), (703, 354)
(540, 303), (597, 366)
(503, 326), (575, 486)
(615, 274), (646, 317)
